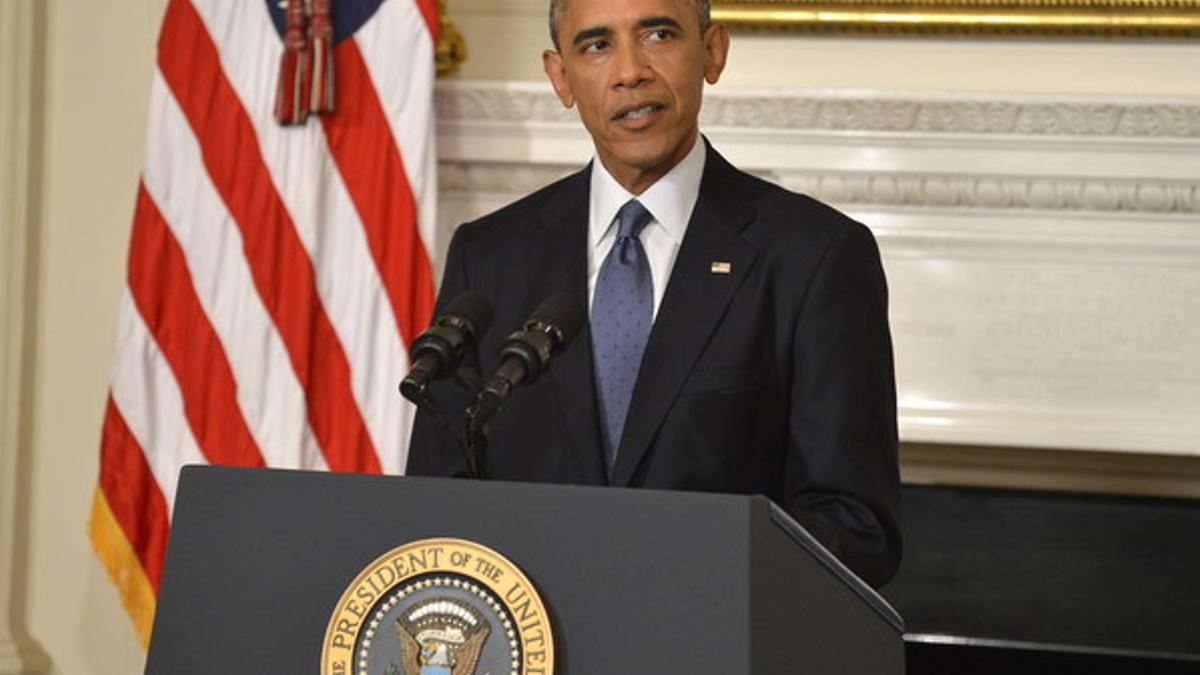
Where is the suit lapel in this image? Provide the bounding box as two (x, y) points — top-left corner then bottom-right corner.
(528, 165), (608, 484)
(610, 147), (758, 486)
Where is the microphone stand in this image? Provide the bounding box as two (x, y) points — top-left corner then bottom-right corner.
(464, 410), (491, 481)
(402, 365), (488, 479)
(464, 380), (508, 481)
(459, 366), (491, 479)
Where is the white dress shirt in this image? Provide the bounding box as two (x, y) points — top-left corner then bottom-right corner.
(587, 136), (706, 319)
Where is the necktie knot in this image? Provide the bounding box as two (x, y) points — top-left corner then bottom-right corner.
(615, 199), (653, 241)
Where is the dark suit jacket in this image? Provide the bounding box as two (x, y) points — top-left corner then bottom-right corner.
(407, 142), (902, 587)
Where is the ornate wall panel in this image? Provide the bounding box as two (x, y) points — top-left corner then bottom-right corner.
(435, 81), (1200, 460)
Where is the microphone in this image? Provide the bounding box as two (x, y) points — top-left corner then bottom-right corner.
(471, 292), (585, 423)
(399, 291), (493, 402)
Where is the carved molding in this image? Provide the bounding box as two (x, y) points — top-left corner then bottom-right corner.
(435, 83), (1200, 217)
(436, 82), (1200, 138)
(440, 161), (1200, 216)
(781, 173), (1200, 213)
(699, 96), (1200, 138)
(436, 84), (577, 126)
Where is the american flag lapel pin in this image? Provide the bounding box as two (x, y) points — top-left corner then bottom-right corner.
(710, 261), (732, 274)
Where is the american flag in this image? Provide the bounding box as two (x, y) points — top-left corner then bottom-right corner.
(89, 0), (438, 645)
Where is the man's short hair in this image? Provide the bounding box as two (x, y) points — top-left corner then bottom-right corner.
(548, 0), (712, 50)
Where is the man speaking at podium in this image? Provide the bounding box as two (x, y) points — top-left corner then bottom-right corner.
(407, 0), (902, 588)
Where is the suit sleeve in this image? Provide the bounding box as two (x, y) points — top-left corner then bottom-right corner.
(405, 224), (476, 478)
(785, 221), (903, 588)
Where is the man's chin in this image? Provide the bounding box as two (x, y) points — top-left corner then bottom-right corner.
(600, 139), (679, 174)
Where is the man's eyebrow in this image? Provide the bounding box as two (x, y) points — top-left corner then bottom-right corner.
(637, 16), (683, 30)
(572, 26), (610, 46)
(571, 16), (685, 46)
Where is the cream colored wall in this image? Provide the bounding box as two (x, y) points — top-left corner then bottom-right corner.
(5, 0), (1197, 673)
(447, 0), (1200, 95)
(12, 1), (166, 673)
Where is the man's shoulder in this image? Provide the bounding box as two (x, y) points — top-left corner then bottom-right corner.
(708, 153), (872, 248)
(452, 166), (588, 244)
(757, 182), (865, 234)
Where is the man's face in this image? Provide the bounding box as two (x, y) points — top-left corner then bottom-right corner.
(543, 0), (729, 193)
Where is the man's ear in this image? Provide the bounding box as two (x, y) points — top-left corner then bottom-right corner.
(543, 50), (575, 108)
(701, 23), (730, 85)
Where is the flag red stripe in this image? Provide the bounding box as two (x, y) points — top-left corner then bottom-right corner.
(413, 0), (439, 44)
(158, 0), (381, 474)
(98, 397), (171, 591)
(127, 182), (266, 468)
(321, 38), (435, 352)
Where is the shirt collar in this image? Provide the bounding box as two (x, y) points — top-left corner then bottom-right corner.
(589, 135), (707, 248)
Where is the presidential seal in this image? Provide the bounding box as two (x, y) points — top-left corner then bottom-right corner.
(321, 538), (554, 675)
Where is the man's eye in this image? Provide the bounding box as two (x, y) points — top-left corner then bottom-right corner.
(583, 39), (609, 53)
(646, 28), (673, 41)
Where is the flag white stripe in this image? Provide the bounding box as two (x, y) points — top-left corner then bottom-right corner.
(109, 287), (208, 516)
(140, 68), (329, 472)
(191, 0), (416, 472)
(355, 0), (439, 252)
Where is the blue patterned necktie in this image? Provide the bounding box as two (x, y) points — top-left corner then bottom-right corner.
(591, 199), (655, 476)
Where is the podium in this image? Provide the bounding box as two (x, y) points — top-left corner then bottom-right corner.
(145, 466), (904, 674)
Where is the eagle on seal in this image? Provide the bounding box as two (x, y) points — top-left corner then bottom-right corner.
(396, 598), (491, 675)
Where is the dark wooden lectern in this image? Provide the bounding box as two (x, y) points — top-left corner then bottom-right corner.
(145, 465), (904, 674)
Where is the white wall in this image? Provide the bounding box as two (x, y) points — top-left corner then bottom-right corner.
(434, 80), (1200, 459)
(4, 0), (1197, 673)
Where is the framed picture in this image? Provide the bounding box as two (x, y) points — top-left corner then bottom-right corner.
(711, 0), (1200, 36)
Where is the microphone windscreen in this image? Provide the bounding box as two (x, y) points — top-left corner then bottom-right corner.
(529, 292), (586, 345)
(443, 290), (493, 337)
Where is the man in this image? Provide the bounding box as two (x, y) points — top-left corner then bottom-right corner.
(407, 0), (901, 588)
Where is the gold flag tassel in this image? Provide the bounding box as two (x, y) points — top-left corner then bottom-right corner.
(274, 0), (311, 125)
(436, 0), (467, 76)
(309, 0), (335, 113)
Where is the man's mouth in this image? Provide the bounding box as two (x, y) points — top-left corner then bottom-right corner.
(612, 103), (665, 121)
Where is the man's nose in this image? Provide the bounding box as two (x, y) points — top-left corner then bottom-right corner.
(612, 40), (652, 88)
